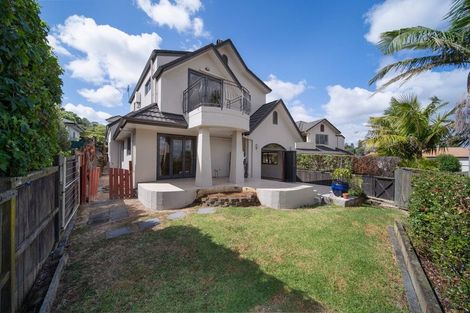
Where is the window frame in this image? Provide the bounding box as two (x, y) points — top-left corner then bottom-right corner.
(261, 152), (279, 165)
(315, 134), (328, 145)
(273, 111), (278, 125)
(144, 78), (151, 95)
(126, 137), (131, 155)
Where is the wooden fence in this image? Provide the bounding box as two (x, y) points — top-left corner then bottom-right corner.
(78, 144), (100, 203)
(0, 167), (60, 311)
(109, 161), (133, 199)
(0, 189), (16, 313)
(394, 167), (421, 210)
(296, 169), (332, 186)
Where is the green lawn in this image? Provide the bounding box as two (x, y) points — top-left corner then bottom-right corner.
(55, 206), (408, 313)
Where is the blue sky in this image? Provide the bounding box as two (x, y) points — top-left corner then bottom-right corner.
(40, 0), (467, 143)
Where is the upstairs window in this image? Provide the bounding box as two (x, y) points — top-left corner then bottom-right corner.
(316, 134), (328, 145)
(144, 78), (151, 95)
(273, 111), (278, 125)
(320, 124), (325, 132)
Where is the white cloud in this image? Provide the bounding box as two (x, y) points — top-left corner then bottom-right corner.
(78, 85), (123, 107)
(136, 0), (209, 37)
(322, 69), (468, 143)
(47, 35), (71, 56)
(52, 15), (162, 88)
(264, 74), (307, 102)
(63, 103), (111, 123)
(364, 0), (451, 43)
(288, 100), (321, 122)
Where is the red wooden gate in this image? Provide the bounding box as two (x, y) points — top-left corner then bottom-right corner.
(79, 143), (101, 203)
(109, 161), (134, 199)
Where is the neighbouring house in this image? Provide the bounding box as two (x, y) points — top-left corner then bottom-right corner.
(63, 118), (83, 141)
(423, 147), (470, 173)
(295, 119), (350, 154)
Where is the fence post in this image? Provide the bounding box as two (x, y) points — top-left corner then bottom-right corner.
(10, 195), (16, 313)
(129, 161), (133, 198)
(60, 156), (66, 229)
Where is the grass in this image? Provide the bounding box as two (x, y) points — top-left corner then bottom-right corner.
(54, 206), (408, 313)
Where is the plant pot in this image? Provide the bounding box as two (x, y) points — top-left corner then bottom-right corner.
(331, 181), (349, 197)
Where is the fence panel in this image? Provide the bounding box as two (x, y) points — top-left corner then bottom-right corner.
(109, 161), (133, 199)
(362, 175), (395, 201)
(60, 155), (80, 230)
(394, 167), (421, 210)
(0, 190), (16, 313)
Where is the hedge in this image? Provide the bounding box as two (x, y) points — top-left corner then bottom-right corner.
(408, 171), (470, 311)
(297, 154), (400, 177)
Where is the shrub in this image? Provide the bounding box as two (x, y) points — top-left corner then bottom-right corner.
(332, 168), (352, 183)
(297, 154), (353, 171)
(400, 158), (439, 170)
(349, 175), (366, 198)
(0, 0), (63, 176)
(436, 154), (461, 172)
(352, 156), (400, 177)
(408, 171), (470, 310)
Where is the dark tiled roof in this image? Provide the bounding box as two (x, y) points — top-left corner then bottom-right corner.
(124, 103), (187, 128)
(248, 99), (303, 138)
(296, 119), (322, 132)
(249, 100), (279, 132)
(297, 145), (352, 155)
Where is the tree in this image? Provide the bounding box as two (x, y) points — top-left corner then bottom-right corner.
(0, 0), (63, 177)
(365, 95), (453, 159)
(369, 0), (470, 91)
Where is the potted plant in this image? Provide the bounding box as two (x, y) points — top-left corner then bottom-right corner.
(331, 168), (351, 197)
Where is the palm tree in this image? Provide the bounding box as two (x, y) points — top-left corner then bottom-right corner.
(366, 95), (453, 159)
(369, 0), (470, 92)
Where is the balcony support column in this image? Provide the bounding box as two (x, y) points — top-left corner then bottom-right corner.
(195, 127), (212, 187)
(229, 130), (244, 184)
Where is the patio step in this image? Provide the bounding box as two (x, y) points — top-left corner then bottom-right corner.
(200, 191), (260, 207)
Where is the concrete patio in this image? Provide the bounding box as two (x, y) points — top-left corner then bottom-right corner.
(137, 178), (330, 210)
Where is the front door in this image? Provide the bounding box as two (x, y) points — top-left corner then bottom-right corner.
(158, 134), (196, 179)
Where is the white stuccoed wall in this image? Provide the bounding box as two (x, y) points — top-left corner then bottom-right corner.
(247, 104), (303, 179)
(211, 137), (231, 178)
(134, 128), (157, 184)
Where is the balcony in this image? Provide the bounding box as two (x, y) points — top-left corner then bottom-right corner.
(183, 77), (251, 115)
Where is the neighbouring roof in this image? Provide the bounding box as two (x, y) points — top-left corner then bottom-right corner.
(248, 99), (303, 138)
(112, 103), (187, 140)
(297, 145), (352, 155)
(63, 118), (84, 132)
(423, 147), (469, 158)
(296, 118), (342, 135)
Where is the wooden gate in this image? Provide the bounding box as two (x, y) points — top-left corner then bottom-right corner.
(362, 175), (395, 201)
(0, 190), (16, 313)
(394, 167), (421, 210)
(79, 144), (100, 203)
(109, 161), (133, 199)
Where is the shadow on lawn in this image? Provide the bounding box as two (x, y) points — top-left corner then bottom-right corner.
(57, 225), (327, 313)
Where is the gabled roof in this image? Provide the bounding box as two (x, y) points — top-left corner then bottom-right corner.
(215, 39), (272, 93)
(63, 118), (84, 132)
(148, 43), (242, 92)
(112, 103), (187, 140)
(296, 118), (342, 135)
(248, 99), (303, 138)
(129, 49), (190, 103)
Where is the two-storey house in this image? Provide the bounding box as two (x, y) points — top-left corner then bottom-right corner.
(295, 119), (349, 154)
(107, 39), (304, 192)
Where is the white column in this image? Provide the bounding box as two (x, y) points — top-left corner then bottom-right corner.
(230, 130), (244, 184)
(196, 127), (212, 187)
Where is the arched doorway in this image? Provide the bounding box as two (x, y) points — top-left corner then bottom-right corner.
(261, 143), (285, 180)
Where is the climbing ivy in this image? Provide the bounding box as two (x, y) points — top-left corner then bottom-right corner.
(0, 0), (63, 177)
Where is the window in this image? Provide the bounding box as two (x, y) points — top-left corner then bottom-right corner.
(320, 124), (325, 132)
(144, 78), (151, 95)
(158, 134), (196, 178)
(316, 134), (328, 145)
(273, 111), (278, 125)
(126, 137), (131, 155)
(262, 152), (278, 165)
